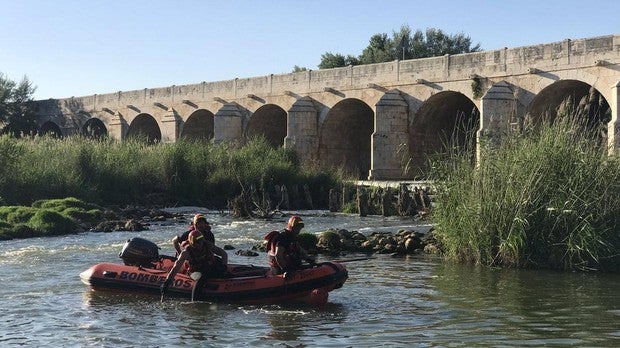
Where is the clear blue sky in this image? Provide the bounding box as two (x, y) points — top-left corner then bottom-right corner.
(2, 0), (618, 100)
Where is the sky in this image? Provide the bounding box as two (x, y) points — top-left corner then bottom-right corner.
(1, 0), (618, 100)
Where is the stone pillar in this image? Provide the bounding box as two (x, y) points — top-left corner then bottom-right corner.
(213, 103), (243, 143)
(369, 90), (408, 180)
(608, 81), (620, 154)
(477, 81), (516, 162)
(284, 97), (318, 164)
(108, 111), (125, 140)
(160, 108), (180, 143)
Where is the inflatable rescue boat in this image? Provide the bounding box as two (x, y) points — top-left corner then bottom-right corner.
(80, 237), (348, 306)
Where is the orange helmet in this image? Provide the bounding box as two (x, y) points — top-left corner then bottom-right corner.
(193, 213), (208, 225)
(188, 230), (204, 246)
(287, 216), (304, 230)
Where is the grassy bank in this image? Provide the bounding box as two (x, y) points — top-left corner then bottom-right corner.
(430, 115), (620, 271)
(0, 136), (344, 209)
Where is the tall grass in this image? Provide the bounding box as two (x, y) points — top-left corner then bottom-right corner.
(430, 113), (620, 271)
(0, 135), (344, 209)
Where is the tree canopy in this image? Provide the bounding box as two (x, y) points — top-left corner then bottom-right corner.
(317, 25), (481, 69)
(317, 52), (360, 69)
(292, 65), (308, 73)
(0, 73), (37, 137)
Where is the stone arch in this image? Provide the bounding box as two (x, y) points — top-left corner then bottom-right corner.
(39, 121), (63, 137)
(126, 113), (161, 143)
(180, 109), (214, 141)
(319, 98), (374, 179)
(409, 91), (479, 177)
(525, 80), (610, 130)
(81, 118), (108, 139)
(246, 104), (287, 147)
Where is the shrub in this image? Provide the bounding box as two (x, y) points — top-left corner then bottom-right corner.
(431, 113), (620, 271)
(0, 136), (345, 209)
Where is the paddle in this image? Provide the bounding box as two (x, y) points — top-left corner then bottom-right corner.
(329, 257), (376, 263)
(160, 278), (172, 303)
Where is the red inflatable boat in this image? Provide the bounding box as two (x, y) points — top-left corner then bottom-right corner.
(80, 238), (348, 306)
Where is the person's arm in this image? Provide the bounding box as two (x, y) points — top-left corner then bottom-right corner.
(274, 245), (287, 270)
(161, 251), (187, 292)
(172, 235), (182, 255)
(212, 245), (228, 266)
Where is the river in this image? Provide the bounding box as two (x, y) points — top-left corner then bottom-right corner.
(1, 208), (618, 347)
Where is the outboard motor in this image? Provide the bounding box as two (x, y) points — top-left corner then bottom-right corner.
(119, 237), (160, 267)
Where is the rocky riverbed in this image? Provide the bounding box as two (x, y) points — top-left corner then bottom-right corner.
(90, 206), (442, 257)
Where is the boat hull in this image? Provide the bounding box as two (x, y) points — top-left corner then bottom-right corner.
(80, 258), (348, 305)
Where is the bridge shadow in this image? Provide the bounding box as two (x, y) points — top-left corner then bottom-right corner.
(538, 72), (560, 81)
(421, 82), (443, 90)
(599, 63), (620, 73)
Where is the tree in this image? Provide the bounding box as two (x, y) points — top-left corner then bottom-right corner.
(344, 54), (360, 66)
(0, 73), (37, 137)
(392, 25), (413, 60)
(318, 52), (347, 69)
(317, 25), (482, 69)
(422, 28), (481, 57)
(359, 33), (393, 65)
(292, 65), (308, 73)
(318, 53), (360, 69)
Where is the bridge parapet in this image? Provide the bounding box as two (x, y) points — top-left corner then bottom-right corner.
(38, 35), (619, 117)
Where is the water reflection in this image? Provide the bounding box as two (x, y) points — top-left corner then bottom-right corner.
(430, 262), (620, 345)
(261, 302), (349, 343)
(264, 308), (307, 341)
(81, 290), (158, 309)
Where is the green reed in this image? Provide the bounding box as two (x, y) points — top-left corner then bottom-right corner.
(430, 114), (620, 271)
(0, 135), (344, 209)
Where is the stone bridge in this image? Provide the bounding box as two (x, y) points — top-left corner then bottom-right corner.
(35, 34), (620, 180)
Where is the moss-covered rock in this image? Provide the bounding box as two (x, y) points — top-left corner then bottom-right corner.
(60, 207), (103, 223)
(317, 229), (343, 252)
(28, 210), (75, 236)
(0, 197), (102, 240)
(0, 223), (38, 240)
(32, 196), (98, 209)
(0, 220), (12, 238)
(0, 206), (37, 224)
(297, 232), (318, 252)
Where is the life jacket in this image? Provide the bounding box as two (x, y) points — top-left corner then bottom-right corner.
(180, 240), (218, 273)
(264, 229), (301, 270)
(264, 230), (280, 254)
(181, 225), (215, 244)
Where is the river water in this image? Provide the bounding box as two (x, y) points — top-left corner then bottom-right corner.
(0, 209), (618, 347)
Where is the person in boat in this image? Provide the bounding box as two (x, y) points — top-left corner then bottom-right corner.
(161, 229), (229, 299)
(266, 215), (316, 276)
(172, 213), (215, 256)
